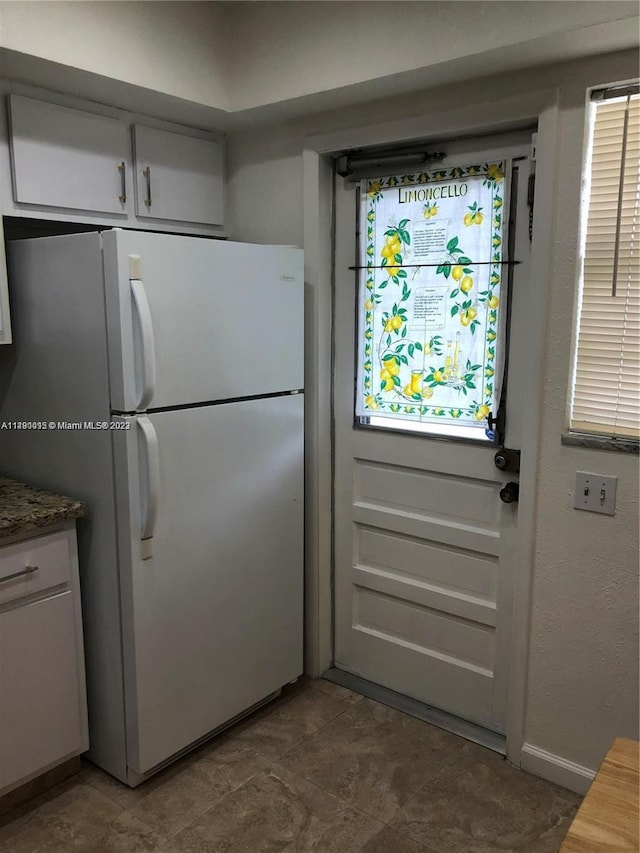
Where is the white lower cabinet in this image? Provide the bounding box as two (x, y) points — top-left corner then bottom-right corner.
(0, 526), (88, 795)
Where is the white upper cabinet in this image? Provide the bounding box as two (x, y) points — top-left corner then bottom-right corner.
(8, 95), (130, 215)
(133, 124), (224, 226)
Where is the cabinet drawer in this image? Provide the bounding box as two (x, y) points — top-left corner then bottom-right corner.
(0, 531), (72, 605)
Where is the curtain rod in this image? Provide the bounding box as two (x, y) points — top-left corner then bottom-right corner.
(349, 261), (521, 271)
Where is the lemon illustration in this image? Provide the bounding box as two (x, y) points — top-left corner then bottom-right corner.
(422, 387), (434, 399)
(463, 213), (473, 227)
(380, 368), (391, 381)
(365, 395), (378, 409)
(460, 276), (473, 293)
(367, 181), (381, 199)
(383, 379), (394, 391)
(391, 315), (403, 330)
(487, 164), (504, 181)
(487, 330), (497, 342)
(387, 360), (400, 376)
(460, 312), (471, 327)
(433, 370), (445, 382)
(365, 298), (374, 311)
(474, 404), (490, 421)
(467, 306), (477, 320)
(487, 295), (499, 309)
(384, 319), (394, 333)
(452, 265), (464, 281)
(474, 213), (484, 225)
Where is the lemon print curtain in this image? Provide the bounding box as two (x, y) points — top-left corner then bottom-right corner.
(356, 162), (506, 431)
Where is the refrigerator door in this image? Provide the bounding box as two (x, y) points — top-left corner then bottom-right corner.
(102, 230), (304, 412)
(112, 394), (304, 776)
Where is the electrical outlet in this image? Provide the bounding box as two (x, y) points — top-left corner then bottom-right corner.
(574, 472), (617, 516)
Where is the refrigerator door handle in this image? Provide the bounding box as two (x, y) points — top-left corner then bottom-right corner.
(130, 278), (156, 411)
(137, 416), (160, 546)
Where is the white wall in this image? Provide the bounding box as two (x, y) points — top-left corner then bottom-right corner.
(0, 1), (637, 120)
(226, 0), (639, 111)
(523, 77), (640, 771)
(226, 48), (640, 783)
(0, 1), (231, 110)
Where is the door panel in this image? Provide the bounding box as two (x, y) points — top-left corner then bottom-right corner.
(114, 395), (304, 774)
(334, 131), (533, 733)
(103, 230), (304, 412)
(355, 459), (501, 528)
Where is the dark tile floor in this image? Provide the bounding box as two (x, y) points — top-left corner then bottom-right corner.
(0, 679), (580, 852)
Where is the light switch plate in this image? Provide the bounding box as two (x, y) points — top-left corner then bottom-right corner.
(574, 471), (617, 516)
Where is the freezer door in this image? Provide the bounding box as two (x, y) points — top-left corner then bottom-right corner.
(112, 395), (304, 776)
(103, 230), (303, 412)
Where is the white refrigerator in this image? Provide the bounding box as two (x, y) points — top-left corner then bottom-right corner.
(0, 229), (304, 785)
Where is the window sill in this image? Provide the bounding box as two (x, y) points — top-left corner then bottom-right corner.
(561, 432), (639, 454)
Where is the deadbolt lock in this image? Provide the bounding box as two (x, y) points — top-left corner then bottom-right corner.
(494, 447), (521, 473)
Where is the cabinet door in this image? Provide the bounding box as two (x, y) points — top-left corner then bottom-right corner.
(8, 95), (130, 215)
(0, 193), (10, 345)
(0, 591), (84, 789)
(133, 124), (224, 225)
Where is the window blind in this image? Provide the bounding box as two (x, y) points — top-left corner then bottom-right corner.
(571, 91), (640, 439)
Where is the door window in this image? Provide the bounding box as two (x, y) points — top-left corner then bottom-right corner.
(356, 162), (508, 441)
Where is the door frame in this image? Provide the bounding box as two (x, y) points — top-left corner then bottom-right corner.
(302, 87), (560, 768)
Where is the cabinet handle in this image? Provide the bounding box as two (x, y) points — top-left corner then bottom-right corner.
(118, 161), (127, 203)
(143, 166), (152, 208)
(0, 565), (39, 584)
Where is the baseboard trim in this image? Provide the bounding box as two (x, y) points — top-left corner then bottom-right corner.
(0, 756), (81, 817)
(520, 743), (595, 794)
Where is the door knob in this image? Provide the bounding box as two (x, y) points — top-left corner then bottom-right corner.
(494, 448), (521, 473)
(499, 482), (519, 504)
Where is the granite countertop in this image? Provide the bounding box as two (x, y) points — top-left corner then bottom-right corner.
(0, 477), (87, 538)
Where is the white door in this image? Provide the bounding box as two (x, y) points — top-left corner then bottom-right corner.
(133, 125), (224, 226)
(334, 132), (533, 734)
(114, 394), (304, 776)
(8, 95), (130, 215)
(102, 230), (304, 412)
